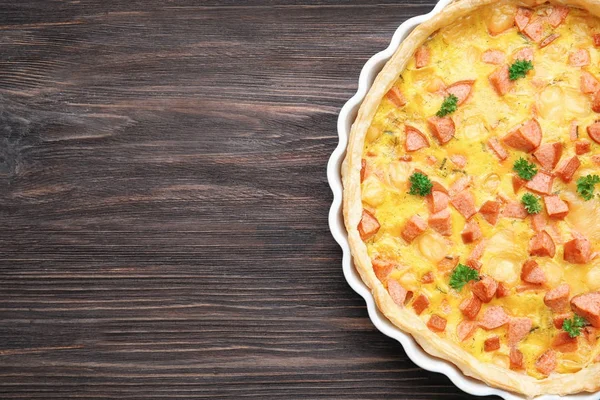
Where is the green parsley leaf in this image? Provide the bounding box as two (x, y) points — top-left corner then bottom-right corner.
(563, 315), (587, 338)
(509, 59), (534, 81)
(436, 94), (458, 117)
(521, 193), (542, 214)
(576, 174), (600, 201)
(449, 263), (479, 291)
(408, 172), (433, 197)
(513, 157), (538, 180)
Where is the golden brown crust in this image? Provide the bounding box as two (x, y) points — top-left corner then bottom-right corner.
(342, 0), (600, 396)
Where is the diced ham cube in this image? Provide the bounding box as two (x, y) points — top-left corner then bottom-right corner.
(588, 121), (600, 143)
(525, 171), (554, 195)
(544, 196), (569, 219)
(427, 190), (449, 214)
(533, 142), (562, 170)
(496, 282), (510, 298)
(482, 49), (505, 65)
(457, 320), (478, 342)
(460, 295), (482, 320)
(427, 314), (447, 332)
(489, 65), (513, 96)
(571, 291), (600, 327)
(385, 86), (406, 108)
(461, 220), (482, 244)
(472, 276), (498, 303)
(479, 200), (501, 225)
(564, 236), (592, 264)
(405, 125), (429, 152)
(421, 271), (434, 284)
(484, 336), (501, 352)
(372, 258), (394, 282)
(412, 294), (430, 315)
(427, 116), (455, 145)
(555, 156), (580, 182)
(523, 17), (544, 42)
(508, 317), (532, 345)
(388, 279), (409, 306)
(529, 230), (556, 258)
(548, 5), (569, 27)
(401, 215), (427, 243)
(513, 47), (534, 62)
(544, 284), (570, 313)
(479, 306), (510, 330)
(581, 71), (600, 94)
(552, 331), (578, 352)
(521, 259), (547, 284)
(415, 46), (430, 69)
(569, 49), (590, 67)
(510, 347), (524, 370)
(428, 208), (452, 236)
(515, 7), (532, 31)
(358, 209), (380, 241)
(450, 155), (467, 169)
(503, 119), (542, 153)
(488, 138), (508, 161)
(512, 175), (527, 194)
(446, 80), (474, 106)
(535, 350), (557, 375)
(575, 139), (591, 155)
(531, 212), (547, 232)
(503, 201), (528, 219)
(450, 190), (477, 220)
(539, 33), (560, 49)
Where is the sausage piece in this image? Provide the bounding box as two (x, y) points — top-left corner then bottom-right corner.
(544, 284), (570, 313)
(472, 276), (498, 303)
(588, 122), (600, 143)
(427, 314), (447, 332)
(571, 291), (600, 328)
(460, 295), (482, 320)
(525, 171), (554, 195)
(521, 259), (547, 284)
(479, 306), (510, 330)
(401, 215), (427, 243)
(484, 336), (501, 352)
(461, 219), (482, 244)
(544, 196), (569, 219)
(479, 200), (501, 225)
(508, 317), (532, 345)
(405, 125), (429, 152)
(446, 80), (474, 106)
(535, 350), (557, 375)
(564, 236), (592, 264)
(489, 65), (514, 96)
(450, 190), (477, 220)
(385, 86), (406, 108)
(532, 142), (562, 170)
(555, 156), (581, 182)
(412, 294), (430, 315)
(487, 138), (508, 161)
(428, 208), (452, 237)
(427, 116), (455, 145)
(388, 279), (409, 307)
(503, 119), (542, 152)
(358, 209), (380, 241)
(529, 231), (556, 258)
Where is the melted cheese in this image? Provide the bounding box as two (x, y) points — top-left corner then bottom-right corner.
(362, 1), (600, 378)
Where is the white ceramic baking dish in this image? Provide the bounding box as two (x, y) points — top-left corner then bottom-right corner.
(327, 1), (600, 399)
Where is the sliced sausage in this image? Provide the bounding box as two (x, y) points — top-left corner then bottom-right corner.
(510, 347), (524, 370)
(372, 258), (394, 282)
(461, 219), (482, 244)
(415, 46), (430, 69)
(450, 155), (467, 169)
(523, 17), (544, 42)
(508, 317), (532, 345)
(581, 71), (600, 94)
(472, 276), (498, 303)
(544, 196), (569, 219)
(484, 336), (501, 352)
(482, 49), (505, 65)
(539, 33), (560, 49)
(489, 65), (513, 96)
(503, 119), (542, 152)
(469, 240), (487, 261)
(421, 271), (434, 284)
(583, 326), (598, 345)
(553, 313), (571, 329)
(460, 295), (482, 320)
(427, 314), (447, 332)
(592, 91), (600, 113)
(532, 142), (562, 170)
(544, 284), (570, 313)
(569, 49), (590, 67)
(385, 86), (406, 108)
(555, 156), (581, 182)
(479, 306), (510, 330)
(515, 7), (532, 31)
(513, 47), (534, 62)
(446, 80), (474, 106)
(552, 331), (579, 353)
(479, 200), (501, 225)
(487, 138), (508, 161)
(450, 190), (477, 220)
(512, 175), (527, 194)
(588, 121), (600, 143)
(427, 190), (449, 214)
(535, 350), (557, 375)
(529, 230), (556, 258)
(496, 282), (510, 298)
(405, 125), (429, 152)
(427, 116), (455, 145)
(358, 209), (380, 241)
(502, 201), (528, 219)
(548, 5), (569, 27)
(564, 236), (592, 264)
(388, 279), (409, 306)
(521, 259), (547, 284)
(438, 256), (459, 272)
(571, 291), (600, 327)
(575, 139), (591, 155)
(449, 176), (472, 196)
(531, 212), (547, 232)
(412, 293), (430, 315)
(594, 33), (600, 47)
(401, 215), (427, 243)
(457, 320), (478, 342)
(525, 171), (554, 195)
(360, 159), (367, 182)
(428, 208), (452, 236)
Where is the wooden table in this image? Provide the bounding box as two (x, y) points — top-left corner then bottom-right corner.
(0, 1), (496, 398)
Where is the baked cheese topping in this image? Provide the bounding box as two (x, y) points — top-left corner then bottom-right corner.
(359, 1), (600, 378)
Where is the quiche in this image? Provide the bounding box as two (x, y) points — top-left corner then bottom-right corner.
(342, 0), (600, 396)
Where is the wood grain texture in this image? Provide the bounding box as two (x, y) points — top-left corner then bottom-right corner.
(0, 1), (497, 399)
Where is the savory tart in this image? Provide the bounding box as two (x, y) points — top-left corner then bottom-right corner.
(342, 0), (600, 396)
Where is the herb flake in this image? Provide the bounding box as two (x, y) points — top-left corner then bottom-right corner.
(509, 59), (534, 81)
(563, 315), (587, 338)
(408, 172), (433, 197)
(522, 193), (542, 214)
(513, 157), (538, 180)
(436, 94), (458, 117)
(577, 174), (600, 201)
(449, 263), (479, 291)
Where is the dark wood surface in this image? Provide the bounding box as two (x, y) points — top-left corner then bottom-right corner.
(0, 1), (497, 399)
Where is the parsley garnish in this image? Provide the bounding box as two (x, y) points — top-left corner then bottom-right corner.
(513, 157), (538, 180)
(408, 172), (433, 196)
(563, 315), (587, 338)
(509, 59), (534, 81)
(521, 193), (542, 214)
(576, 174), (600, 201)
(449, 263), (479, 291)
(436, 94), (458, 117)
